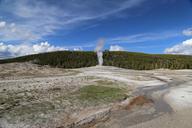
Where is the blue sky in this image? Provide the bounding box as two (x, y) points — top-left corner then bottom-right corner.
(0, 0), (192, 58)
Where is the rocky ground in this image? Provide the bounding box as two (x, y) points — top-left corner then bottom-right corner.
(0, 62), (192, 128)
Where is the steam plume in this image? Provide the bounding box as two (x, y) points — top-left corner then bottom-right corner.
(95, 39), (105, 66)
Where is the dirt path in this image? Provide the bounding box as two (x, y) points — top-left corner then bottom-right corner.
(1, 63), (192, 128)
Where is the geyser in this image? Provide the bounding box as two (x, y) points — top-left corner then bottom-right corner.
(95, 39), (105, 66)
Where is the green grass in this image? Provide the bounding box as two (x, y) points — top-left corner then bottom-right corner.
(77, 85), (128, 104)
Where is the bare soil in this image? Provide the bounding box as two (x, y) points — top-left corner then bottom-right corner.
(1, 63), (192, 128)
(126, 96), (153, 110)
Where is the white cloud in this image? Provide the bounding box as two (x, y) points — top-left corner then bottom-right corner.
(109, 45), (124, 51)
(165, 38), (192, 55)
(32, 42), (68, 53)
(183, 28), (192, 36)
(108, 32), (179, 44)
(73, 47), (83, 51)
(0, 42), (68, 58)
(0, 0), (147, 41)
(0, 21), (38, 41)
(0, 21), (6, 28)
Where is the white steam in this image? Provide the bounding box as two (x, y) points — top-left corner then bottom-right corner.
(95, 39), (105, 66)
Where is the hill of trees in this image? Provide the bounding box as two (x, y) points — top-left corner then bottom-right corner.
(0, 51), (192, 70)
(103, 51), (192, 70)
(0, 51), (97, 68)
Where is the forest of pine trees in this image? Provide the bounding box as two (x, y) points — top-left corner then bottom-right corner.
(103, 51), (192, 70)
(0, 51), (192, 70)
(0, 51), (97, 68)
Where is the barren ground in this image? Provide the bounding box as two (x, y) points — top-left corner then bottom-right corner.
(0, 62), (192, 128)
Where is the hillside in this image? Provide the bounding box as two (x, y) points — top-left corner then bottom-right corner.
(0, 51), (97, 68)
(0, 51), (192, 70)
(104, 51), (192, 70)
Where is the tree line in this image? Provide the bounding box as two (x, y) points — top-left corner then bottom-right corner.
(103, 51), (192, 70)
(0, 51), (192, 70)
(0, 51), (97, 68)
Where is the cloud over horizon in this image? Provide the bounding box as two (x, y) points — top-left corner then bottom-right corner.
(109, 45), (125, 51)
(0, 42), (69, 59)
(165, 38), (192, 55)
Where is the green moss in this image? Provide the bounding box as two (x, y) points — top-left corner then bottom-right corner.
(77, 85), (128, 104)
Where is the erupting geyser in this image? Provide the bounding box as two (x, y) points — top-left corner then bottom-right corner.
(95, 39), (105, 66)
